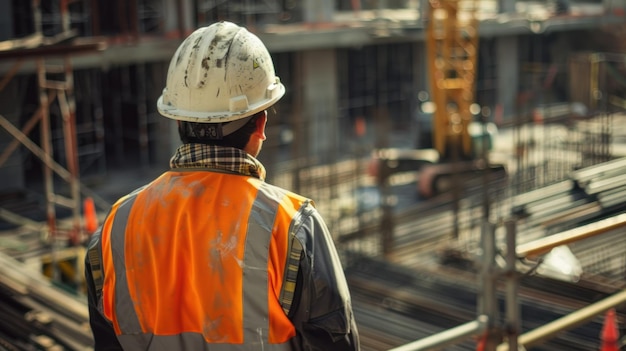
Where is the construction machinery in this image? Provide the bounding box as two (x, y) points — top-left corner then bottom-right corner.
(370, 0), (505, 199)
(426, 0), (478, 161)
(418, 0), (506, 198)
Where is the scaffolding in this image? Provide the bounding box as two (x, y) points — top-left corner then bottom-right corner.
(0, 0), (105, 283)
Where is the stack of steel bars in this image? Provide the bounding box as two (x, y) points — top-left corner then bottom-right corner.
(0, 253), (93, 351)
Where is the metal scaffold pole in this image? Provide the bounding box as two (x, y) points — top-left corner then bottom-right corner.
(478, 220), (502, 350)
(35, 58), (58, 245)
(36, 55), (84, 246)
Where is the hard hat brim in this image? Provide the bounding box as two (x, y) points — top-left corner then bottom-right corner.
(156, 82), (285, 123)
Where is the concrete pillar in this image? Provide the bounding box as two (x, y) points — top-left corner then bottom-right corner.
(499, 0), (516, 13)
(301, 49), (339, 160)
(163, 0), (194, 36)
(149, 62), (180, 163)
(496, 37), (519, 123)
(303, 0), (334, 23)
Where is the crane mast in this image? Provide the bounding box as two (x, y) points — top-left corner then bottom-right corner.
(426, 0), (479, 159)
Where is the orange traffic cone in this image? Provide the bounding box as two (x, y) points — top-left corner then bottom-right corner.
(600, 308), (619, 351)
(476, 333), (487, 351)
(83, 197), (98, 235)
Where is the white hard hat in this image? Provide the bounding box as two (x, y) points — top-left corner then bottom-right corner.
(157, 21), (285, 123)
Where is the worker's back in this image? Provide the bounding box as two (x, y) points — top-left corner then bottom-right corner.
(96, 169), (304, 349)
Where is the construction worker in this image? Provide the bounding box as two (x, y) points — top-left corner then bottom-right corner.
(84, 21), (360, 351)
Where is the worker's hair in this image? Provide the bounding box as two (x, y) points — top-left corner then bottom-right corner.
(178, 111), (263, 149)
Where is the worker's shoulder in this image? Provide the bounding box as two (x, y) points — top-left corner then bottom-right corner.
(260, 181), (314, 207)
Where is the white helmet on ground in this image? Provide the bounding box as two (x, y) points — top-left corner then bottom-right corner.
(157, 21), (285, 124)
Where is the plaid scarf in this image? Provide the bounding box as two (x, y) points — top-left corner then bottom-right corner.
(169, 143), (266, 180)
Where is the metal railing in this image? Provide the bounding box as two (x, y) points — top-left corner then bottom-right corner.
(387, 213), (626, 351)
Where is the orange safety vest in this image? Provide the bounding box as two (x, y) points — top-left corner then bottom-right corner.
(95, 170), (309, 350)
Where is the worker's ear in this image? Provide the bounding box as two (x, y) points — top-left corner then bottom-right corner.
(253, 111), (267, 141)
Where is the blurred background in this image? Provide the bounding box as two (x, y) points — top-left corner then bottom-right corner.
(0, 0), (626, 350)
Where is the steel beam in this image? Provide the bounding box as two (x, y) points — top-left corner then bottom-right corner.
(497, 289), (626, 350)
(516, 213), (626, 258)
(388, 315), (489, 351)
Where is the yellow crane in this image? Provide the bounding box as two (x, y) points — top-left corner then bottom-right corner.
(426, 0), (479, 160)
(418, 0), (506, 198)
(370, 0), (503, 199)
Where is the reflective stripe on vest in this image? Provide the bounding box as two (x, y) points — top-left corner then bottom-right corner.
(99, 171), (306, 350)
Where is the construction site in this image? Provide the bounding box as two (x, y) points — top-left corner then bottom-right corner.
(1, 0), (626, 350)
